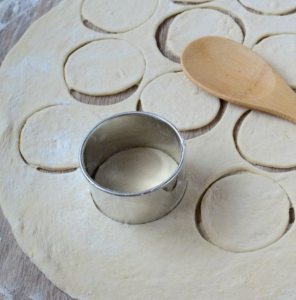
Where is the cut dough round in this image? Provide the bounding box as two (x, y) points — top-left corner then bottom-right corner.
(239, 0), (296, 15)
(20, 105), (100, 170)
(201, 173), (290, 252)
(141, 72), (220, 131)
(95, 147), (178, 193)
(253, 34), (296, 88)
(167, 9), (243, 58)
(65, 39), (145, 96)
(82, 0), (158, 33)
(237, 110), (296, 168)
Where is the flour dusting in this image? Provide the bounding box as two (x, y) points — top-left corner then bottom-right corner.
(0, 286), (13, 300)
(0, 283), (43, 300)
(0, 0), (41, 31)
(27, 294), (43, 300)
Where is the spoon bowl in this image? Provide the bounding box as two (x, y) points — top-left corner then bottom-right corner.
(181, 37), (296, 123)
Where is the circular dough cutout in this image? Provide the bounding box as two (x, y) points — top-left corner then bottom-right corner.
(253, 34), (296, 88)
(239, 0), (296, 15)
(167, 8), (244, 58)
(95, 147), (178, 193)
(141, 72), (220, 131)
(237, 110), (296, 168)
(201, 173), (290, 252)
(82, 0), (158, 33)
(20, 106), (100, 170)
(65, 40), (145, 96)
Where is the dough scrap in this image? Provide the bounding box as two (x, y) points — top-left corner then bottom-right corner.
(65, 39), (145, 96)
(141, 72), (220, 131)
(20, 105), (101, 170)
(82, 0), (158, 33)
(95, 147), (178, 193)
(167, 8), (244, 58)
(201, 173), (290, 252)
(239, 0), (296, 15)
(253, 34), (296, 88)
(237, 110), (296, 168)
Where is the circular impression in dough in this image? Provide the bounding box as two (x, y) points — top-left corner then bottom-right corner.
(82, 0), (158, 33)
(237, 110), (296, 169)
(65, 39), (145, 96)
(141, 72), (220, 131)
(201, 173), (290, 252)
(95, 147), (178, 193)
(253, 34), (296, 88)
(239, 0), (296, 15)
(167, 8), (244, 58)
(20, 105), (100, 170)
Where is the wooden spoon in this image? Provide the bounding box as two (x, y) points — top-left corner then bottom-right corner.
(181, 36), (296, 123)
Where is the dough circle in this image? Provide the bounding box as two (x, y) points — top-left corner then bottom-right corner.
(237, 110), (296, 168)
(201, 173), (290, 252)
(82, 0), (158, 33)
(20, 105), (101, 170)
(95, 147), (178, 193)
(167, 8), (244, 58)
(140, 72), (221, 131)
(239, 0), (296, 15)
(65, 39), (145, 96)
(253, 34), (296, 88)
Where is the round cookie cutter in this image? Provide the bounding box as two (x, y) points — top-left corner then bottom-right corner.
(79, 111), (187, 224)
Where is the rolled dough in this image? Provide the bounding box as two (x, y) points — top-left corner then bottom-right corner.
(201, 173), (290, 252)
(82, 0), (158, 33)
(253, 34), (296, 88)
(2, 0), (296, 299)
(95, 147), (178, 193)
(237, 110), (296, 168)
(20, 105), (101, 170)
(65, 39), (145, 96)
(140, 72), (220, 131)
(167, 8), (244, 58)
(239, 0), (296, 15)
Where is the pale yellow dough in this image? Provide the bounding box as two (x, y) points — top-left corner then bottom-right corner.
(20, 105), (101, 170)
(252, 34), (296, 88)
(167, 8), (244, 58)
(2, 0), (296, 299)
(238, 110), (296, 168)
(82, 0), (158, 33)
(141, 72), (220, 131)
(201, 173), (290, 253)
(239, 0), (296, 15)
(95, 147), (178, 193)
(65, 39), (145, 96)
